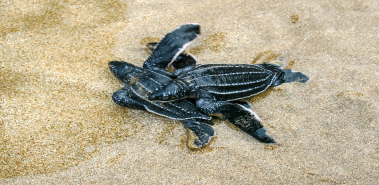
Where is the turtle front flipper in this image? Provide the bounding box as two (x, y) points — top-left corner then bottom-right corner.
(196, 97), (275, 144)
(182, 119), (215, 148)
(143, 23), (200, 71)
(146, 42), (197, 75)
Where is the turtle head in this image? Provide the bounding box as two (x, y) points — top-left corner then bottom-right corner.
(149, 80), (191, 101)
(109, 61), (139, 82)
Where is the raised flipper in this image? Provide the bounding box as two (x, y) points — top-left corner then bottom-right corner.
(146, 42), (197, 75)
(182, 119), (215, 148)
(143, 24), (200, 70)
(195, 93), (275, 143)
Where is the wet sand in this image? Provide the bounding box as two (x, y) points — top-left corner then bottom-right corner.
(1, 0), (378, 184)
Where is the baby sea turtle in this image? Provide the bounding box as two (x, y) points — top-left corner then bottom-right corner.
(110, 24), (215, 148)
(149, 65), (309, 143)
(148, 45), (309, 144)
(149, 63), (309, 101)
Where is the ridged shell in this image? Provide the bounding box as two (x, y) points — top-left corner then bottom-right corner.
(180, 64), (280, 101)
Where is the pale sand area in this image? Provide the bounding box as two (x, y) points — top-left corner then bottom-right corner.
(1, 0), (378, 184)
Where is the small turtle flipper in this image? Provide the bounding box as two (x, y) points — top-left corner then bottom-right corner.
(182, 119), (215, 148)
(196, 97), (275, 144)
(143, 23), (200, 70)
(283, 69), (310, 83)
(145, 42), (197, 75)
(272, 69), (309, 86)
(146, 42), (197, 69)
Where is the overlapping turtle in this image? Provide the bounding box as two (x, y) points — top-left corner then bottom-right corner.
(109, 24), (309, 148)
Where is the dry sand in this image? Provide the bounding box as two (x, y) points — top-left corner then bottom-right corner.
(1, 0), (378, 184)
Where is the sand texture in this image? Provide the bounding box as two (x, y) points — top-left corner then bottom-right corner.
(1, 0), (378, 184)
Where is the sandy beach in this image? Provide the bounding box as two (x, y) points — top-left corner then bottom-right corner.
(1, 0), (378, 184)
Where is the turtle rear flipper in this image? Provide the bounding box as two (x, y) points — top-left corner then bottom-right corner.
(196, 96), (275, 144)
(283, 69), (310, 83)
(272, 69), (310, 86)
(143, 23), (200, 70)
(182, 119), (215, 148)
